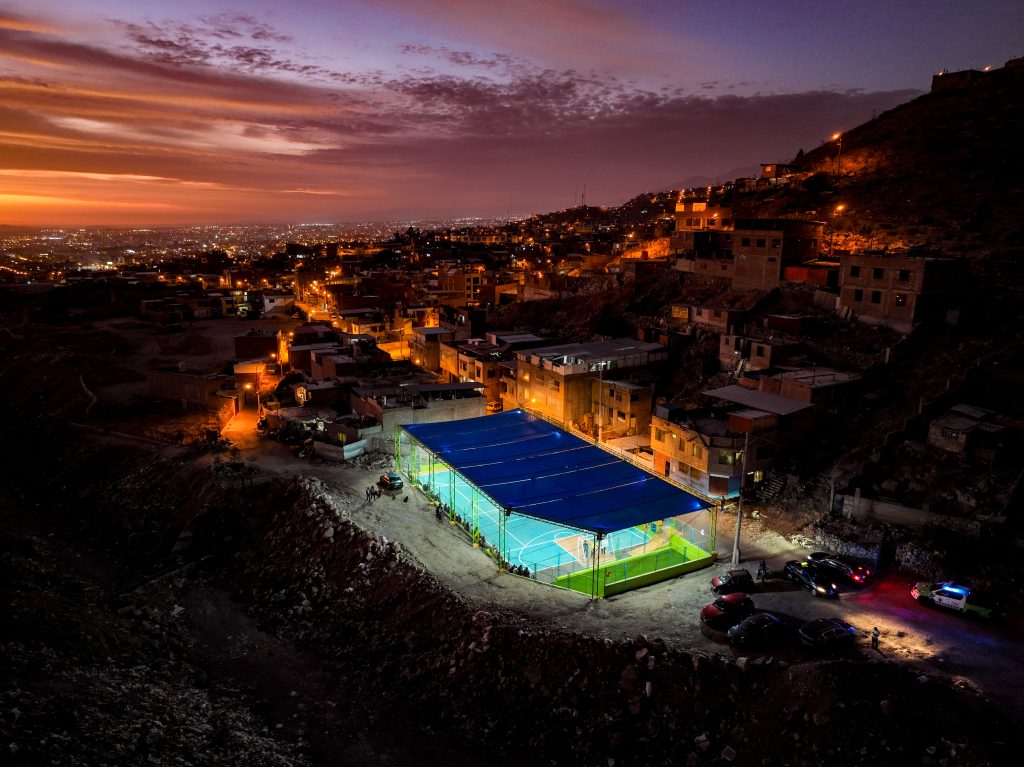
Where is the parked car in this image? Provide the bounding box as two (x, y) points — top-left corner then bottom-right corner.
(798, 617), (857, 649)
(710, 569), (754, 595)
(379, 472), (404, 491)
(727, 613), (785, 647)
(700, 592), (755, 628)
(784, 560), (839, 598)
(809, 552), (873, 585)
(911, 582), (997, 619)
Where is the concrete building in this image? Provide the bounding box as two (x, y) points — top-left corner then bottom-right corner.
(927, 404), (1006, 458)
(837, 254), (964, 334)
(731, 219), (823, 291)
(409, 327), (455, 374)
(350, 381), (486, 434)
(234, 328), (281, 361)
(593, 379), (654, 441)
(514, 338), (667, 427)
(440, 338), (504, 404)
(438, 331), (550, 410)
(650, 403), (779, 499)
(438, 265), (487, 305)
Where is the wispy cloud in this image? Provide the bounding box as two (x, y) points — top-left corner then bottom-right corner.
(0, 6), (918, 225)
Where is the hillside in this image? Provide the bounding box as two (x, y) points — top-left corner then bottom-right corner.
(754, 65), (1024, 256)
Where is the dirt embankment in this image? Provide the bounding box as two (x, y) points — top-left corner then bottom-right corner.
(1, 435), (1016, 767)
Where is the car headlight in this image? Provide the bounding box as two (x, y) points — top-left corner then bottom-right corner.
(816, 586), (826, 593)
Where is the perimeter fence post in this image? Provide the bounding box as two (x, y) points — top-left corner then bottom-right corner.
(499, 509), (509, 573)
(448, 471), (456, 525)
(471, 487), (480, 547)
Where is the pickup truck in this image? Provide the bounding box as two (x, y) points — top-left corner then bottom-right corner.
(911, 581), (996, 619)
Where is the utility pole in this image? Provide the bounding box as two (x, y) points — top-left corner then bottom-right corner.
(731, 430), (751, 567)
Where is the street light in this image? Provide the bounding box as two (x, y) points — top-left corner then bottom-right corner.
(730, 430), (781, 566)
(731, 431), (751, 566)
(828, 204), (845, 258)
(832, 132), (843, 177)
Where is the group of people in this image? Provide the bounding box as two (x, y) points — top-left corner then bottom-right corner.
(365, 484), (382, 502)
(580, 538), (608, 563)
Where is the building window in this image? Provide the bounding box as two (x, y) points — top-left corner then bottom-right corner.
(895, 293), (908, 307)
(630, 393), (639, 402)
(873, 267), (884, 279)
(898, 269), (911, 282)
(719, 451), (736, 466)
(692, 443), (703, 459)
(741, 237), (751, 247)
(617, 410), (625, 421)
(689, 466), (702, 480)
(871, 291), (882, 304)
(850, 265), (861, 277)
(767, 256), (777, 262)
(654, 428), (665, 442)
(755, 345), (766, 357)
(771, 238), (781, 248)
(550, 379), (560, 391)
(940, 427), (960, 439)
(853, 288), (864, 301)
(756, 238), (766, 248)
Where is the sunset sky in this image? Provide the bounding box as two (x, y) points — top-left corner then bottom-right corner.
(1, 1), (1020, 226)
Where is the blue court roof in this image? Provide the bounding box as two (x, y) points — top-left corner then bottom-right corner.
(402, 410), (711, 535)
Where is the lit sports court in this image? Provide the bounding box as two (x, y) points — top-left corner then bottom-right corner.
(398, 410), (716, 598)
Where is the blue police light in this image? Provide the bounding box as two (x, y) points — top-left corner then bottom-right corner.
(947, 584), (970, 595)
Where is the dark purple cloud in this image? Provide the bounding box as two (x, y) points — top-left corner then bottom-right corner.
(0, 7), (918, 224)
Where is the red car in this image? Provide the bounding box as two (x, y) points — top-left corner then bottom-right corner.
(700, 592), (755, 628)
(710, 569), (754, 595)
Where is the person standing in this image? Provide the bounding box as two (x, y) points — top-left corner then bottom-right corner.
(582, 539), (590, 562)
(871, 626), (880, 650)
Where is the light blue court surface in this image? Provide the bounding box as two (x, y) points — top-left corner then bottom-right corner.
(420, 469), (651, 574)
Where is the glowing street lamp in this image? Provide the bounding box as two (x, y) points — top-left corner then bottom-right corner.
(829, 204), (845, 257)
(832, 132), (843, 177)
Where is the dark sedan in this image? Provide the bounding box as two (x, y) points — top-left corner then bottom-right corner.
(809, 552), (873, 586)
(727, 613), (785, 646)
(700, 592), (755, 628)
(784, 560), (839, 598)
(798, 617), (857, 649)
(710, 569), (754, 595)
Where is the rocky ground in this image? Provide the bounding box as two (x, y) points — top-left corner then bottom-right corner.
(2, 429), (1018, 766)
